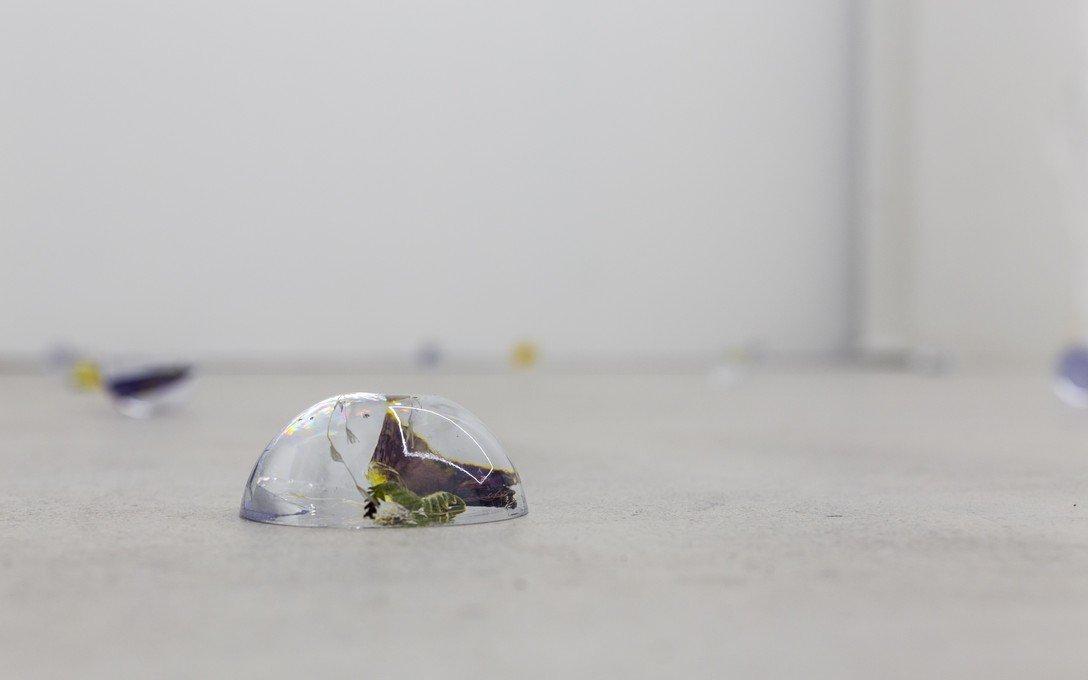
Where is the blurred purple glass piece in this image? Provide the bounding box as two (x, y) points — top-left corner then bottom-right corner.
(43, 343), (80, 374)
(104, 365), (194, 418)
(414, 341), (443, 369)
(1054, 345), (1088, 407)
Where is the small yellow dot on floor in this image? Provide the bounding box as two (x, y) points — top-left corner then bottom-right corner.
(71, 360), (102, 391)
(510, 341), (539, 369)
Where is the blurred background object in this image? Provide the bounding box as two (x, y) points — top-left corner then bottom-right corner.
(414, 340), (444, 371)
(59, 354), (195, 417)
(42, 342), (80, 377)
(1054, 344), (1088, 407)
(100, 363), (195, 418)
(510, 340), (540, 370)
(70, 359), (102, 392)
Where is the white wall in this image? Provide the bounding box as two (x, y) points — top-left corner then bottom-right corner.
(913, 0), (1087, 362)
(856, 1), (916, 357)
(0, 1), (853, 362)
(859, 0), (1087, 364)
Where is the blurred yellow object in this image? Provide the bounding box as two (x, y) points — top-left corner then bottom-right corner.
(724, 346), (748, 363)
(71, 360), (102, 391)
(510, 341), (539, 369)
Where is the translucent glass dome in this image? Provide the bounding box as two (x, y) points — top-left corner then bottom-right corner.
(240, 393), (527, 528)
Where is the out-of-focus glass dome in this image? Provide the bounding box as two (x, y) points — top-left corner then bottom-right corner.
(240, 393), (527, 528)
(1055, 345), (1088, 407)
(104, 364), (193, 418)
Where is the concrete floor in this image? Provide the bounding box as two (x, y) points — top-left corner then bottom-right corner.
(1, 369), (1086, 678)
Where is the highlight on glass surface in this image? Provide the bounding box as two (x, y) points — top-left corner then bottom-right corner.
(240, 393), (527, 528)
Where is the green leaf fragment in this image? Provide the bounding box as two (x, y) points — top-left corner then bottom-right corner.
(367, 480), (467, 526)
(419, 491), (467, 523)
(370, 481), (422, 511)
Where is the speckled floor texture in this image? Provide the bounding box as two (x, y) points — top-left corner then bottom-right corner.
(2, 369), (1086, 678)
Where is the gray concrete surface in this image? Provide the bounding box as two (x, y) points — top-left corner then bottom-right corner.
(1, 369), (1086, 678)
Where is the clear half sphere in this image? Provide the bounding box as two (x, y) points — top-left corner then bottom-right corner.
(1055, 345), (1088, 408)
(240, 393), (528, 528)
